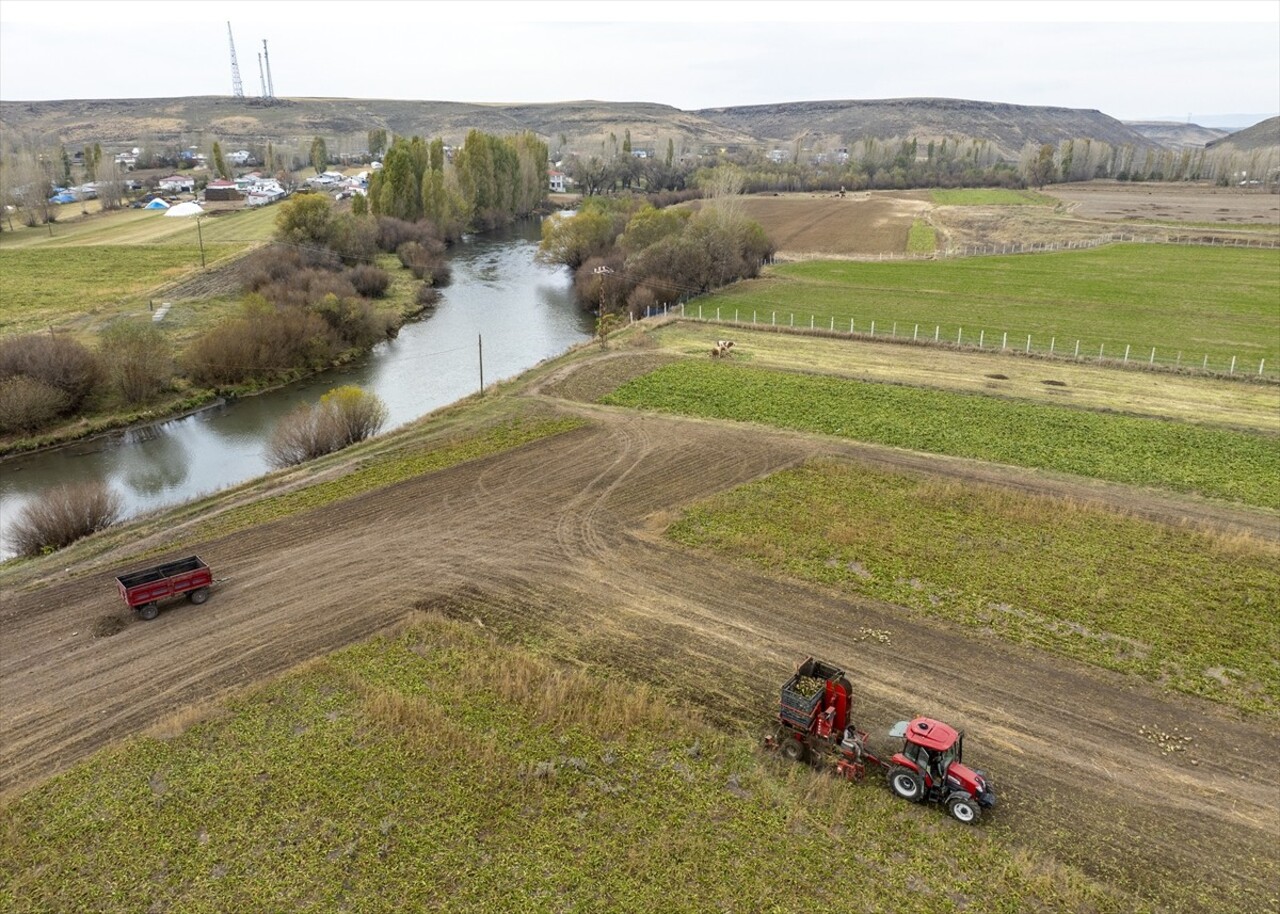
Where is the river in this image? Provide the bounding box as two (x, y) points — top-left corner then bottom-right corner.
(0, 218), (594, 560)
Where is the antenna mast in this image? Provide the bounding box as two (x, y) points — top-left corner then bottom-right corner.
(263, 40), (275, 99)
(227, 22), (244, 98)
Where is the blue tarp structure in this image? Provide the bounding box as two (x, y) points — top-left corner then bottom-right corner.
(48, 192), (76, 204)
(144, 199), (170, 210)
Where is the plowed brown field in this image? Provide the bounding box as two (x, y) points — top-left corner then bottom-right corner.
(2, 349), (1277, 907)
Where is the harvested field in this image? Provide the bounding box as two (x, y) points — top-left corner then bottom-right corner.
(727, 184), (1279, 259)
(707, 192), (932, 258)
(1049, 180), (1280, 226)
(1, 345), (1278, 912)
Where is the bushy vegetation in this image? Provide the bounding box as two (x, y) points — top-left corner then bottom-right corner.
(0, 333), (101, 431)
(8, 479), (121, 556)
(540, 172), (775, 317)
(0, 375), (69, 433)
(669, 460), (1280, 713)
(266, 386), (389, 467)
(601, 360), (1280, 508)
(184, 298), (337, 387)
(188, 239), (397, 388)
(99, 320), (173, 404)
(0, 616), (1156, 913)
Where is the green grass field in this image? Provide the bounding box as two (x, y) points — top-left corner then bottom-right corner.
(929, 188), (1056, 206)
(0, 205), (279, 249)
(0, 245), (245, 334)
(702, 244), (1280, 374)
(0, 615), (1157, 914)
(668, 460), (1280, 713)
(600, 360), (1280, 509)
(0, 205), (280, 334)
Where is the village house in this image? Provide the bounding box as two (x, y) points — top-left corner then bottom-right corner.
(548, 170), (566, 193)
(244, 177), (287, 207)
(203, 179), (242, 202)
(157, 174), (196, 193)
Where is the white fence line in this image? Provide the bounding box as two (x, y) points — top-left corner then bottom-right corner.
(810, 232), (1280, 263)
(657, 304), (1277, 380)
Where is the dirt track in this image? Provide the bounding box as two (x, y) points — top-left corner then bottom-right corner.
(2, 350), (1278, 906)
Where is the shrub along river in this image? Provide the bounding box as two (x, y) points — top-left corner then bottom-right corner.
(0, 218), (593, 560)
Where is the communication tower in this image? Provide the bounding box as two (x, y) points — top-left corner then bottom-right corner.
(263, 40), (276, 99)
(227, 22), (244, 98)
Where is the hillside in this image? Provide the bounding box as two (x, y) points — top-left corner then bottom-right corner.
(694, 97), (1154, 158)
(1207, 115), (1280, 153)
(1, 94), (1157, 158)
(1124, 120), (1229, 148)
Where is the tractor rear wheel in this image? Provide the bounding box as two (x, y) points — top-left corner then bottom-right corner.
(138, 602), (160, 621)
(781, 737), (808, 763)
(947, 796), (980, 824)
(888, 766), (925, 802)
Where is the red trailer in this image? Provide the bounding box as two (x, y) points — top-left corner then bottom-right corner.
(115, 555), (213, 620)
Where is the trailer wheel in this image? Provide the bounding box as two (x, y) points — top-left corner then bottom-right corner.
(947, 796), (980, 825)
(188, 587), (210, 605)
(888, 766), (925, 802)
(781, 737), (808, 763)
(138, 603), (160, 621)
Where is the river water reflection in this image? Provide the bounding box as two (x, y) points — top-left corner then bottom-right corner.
(0, 218), (593, 559)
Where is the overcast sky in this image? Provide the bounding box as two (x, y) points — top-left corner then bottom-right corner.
(1, 0), (1277, 125)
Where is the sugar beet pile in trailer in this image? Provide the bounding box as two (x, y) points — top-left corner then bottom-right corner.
(764, 657), (996, 824)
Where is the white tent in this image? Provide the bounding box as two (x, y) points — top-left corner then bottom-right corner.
(164, 201), (205, 217)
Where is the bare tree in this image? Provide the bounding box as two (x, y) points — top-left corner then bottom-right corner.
(95, 157), (125, 211)
(12, 149), (55, 226)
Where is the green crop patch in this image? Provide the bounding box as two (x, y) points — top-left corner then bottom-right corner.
(667, 461), (1280, 714)
(601, 360), (1280, 509)
(0, 615), (1157, 913)
(906, 220), (937, 253)
(930, 188), (1057, 206)
(701, 244), (1280, 373)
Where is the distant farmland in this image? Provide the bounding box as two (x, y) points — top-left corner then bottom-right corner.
(699, 243), (1280, 374)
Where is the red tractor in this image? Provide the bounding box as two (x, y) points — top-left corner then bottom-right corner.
(764, 657), (997, 824)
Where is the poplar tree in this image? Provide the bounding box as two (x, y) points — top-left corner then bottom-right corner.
(309, 136), (329, 175)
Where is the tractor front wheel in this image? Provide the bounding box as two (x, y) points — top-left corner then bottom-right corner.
(781, 737), (808, 764)
(947, 795), (980, 824)
(888, 766), (925, 802)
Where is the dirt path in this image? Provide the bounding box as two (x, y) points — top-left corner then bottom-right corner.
(2, 351), (1277, 907)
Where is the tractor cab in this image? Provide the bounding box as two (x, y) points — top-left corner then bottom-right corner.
(890, 718), (960, 787)
(886, 717), (995, 822)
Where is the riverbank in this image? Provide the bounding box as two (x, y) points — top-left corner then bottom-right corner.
(0, 223), (591, 558)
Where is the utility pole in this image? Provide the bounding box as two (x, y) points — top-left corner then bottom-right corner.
(478, 334), (484, 395)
